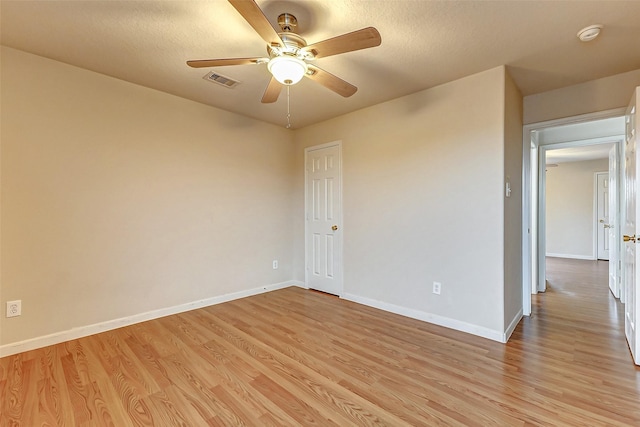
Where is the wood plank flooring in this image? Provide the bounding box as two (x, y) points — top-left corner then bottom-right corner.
(2, 258), (640, 426)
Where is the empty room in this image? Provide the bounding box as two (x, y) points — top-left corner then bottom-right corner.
(2, 1), (640, 425)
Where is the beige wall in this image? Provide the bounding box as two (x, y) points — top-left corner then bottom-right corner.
(1, 47), (296, 346)
(503, 70), (524, 330)
(546, 159), (609, 258)
(523, 69), (640, 124)
(294, 66), (520, 336)
(2, 48), (525, 350)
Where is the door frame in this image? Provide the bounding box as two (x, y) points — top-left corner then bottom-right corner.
(608, 144), (622, 299)
(522, 108), (626, 314)
(304, 140), (344, 296)
(594, 171), (609, 261)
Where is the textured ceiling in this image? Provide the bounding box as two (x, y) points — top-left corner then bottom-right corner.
(2, 0), (640, 129)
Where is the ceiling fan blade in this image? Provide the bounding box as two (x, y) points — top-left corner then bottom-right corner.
(306, 64), (357, 98)
(262, 77), (282, 103)
(228, 0), (284, 48)
(187, 57), (264, 68)
(303, 27), (381, 59)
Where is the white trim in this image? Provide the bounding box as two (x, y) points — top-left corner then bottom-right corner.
(540, 135), (623, 149)
(595, 171), (609, 260)
(0, 281), (306, 358)
(305, 140), (343, 152)
(538, 144), (547, 292)
(522, 131), (532, 315)
(546, 253), (595, 260)
(504, 308), (524, 342)
(522, 135), (537, 315)
(594, 172), (599, 260)
(342, 293), (507, 343)
(525, 108), (626, 134)
(610, 143), (623, 300)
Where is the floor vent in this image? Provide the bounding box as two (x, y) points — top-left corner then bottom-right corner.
(203, 72), (240, 88)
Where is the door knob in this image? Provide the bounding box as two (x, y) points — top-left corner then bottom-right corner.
(332, 225), (338, 231)
(623, 235), (636, 242)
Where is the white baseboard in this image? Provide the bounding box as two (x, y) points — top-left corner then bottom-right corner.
(503, 308), (523, 343)
(0, 280), (306, 358)
(341, 293), (506, 343)
(546, 253), (595, 260)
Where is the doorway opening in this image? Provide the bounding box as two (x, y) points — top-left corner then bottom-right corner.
(544, 147), (614, 259)
(522, 109), (626, 315)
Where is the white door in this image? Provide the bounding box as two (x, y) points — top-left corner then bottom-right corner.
(596, 172), (610, 260)
(623, 87), (639, 365)
(305, 143), (343, 295)
(608, 145), (620, 297)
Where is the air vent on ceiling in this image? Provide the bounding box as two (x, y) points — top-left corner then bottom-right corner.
(203, 71), (240, 88)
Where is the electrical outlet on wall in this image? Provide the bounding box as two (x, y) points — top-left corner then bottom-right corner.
(273, 260), (278, 269)
(6, 300), (21, 317)
(432, 282), (442, 295)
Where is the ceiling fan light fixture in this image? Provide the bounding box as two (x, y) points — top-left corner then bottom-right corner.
(267, 55), (308, 85)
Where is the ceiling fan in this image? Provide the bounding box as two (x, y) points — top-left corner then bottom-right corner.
(187, 0), (382, 103)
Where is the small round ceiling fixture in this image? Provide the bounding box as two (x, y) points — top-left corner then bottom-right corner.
(577, 24), (603, 42)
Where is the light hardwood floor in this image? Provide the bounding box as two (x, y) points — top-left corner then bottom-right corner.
(1, 258), (640, 426)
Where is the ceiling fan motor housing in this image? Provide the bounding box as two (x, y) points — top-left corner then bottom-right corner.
(268, 32), (307, 56)
(277, 13), (297, 32)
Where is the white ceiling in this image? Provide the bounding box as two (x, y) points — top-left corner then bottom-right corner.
(2, 1), (640, 129)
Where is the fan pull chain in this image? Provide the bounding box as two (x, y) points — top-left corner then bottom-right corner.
(286, 85), (292, 129)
